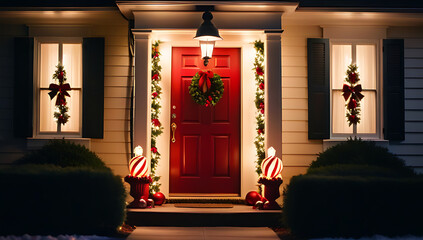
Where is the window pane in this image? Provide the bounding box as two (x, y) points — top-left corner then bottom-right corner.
(40, 44), (58, 88)
(357, 91), (376, 134)
(356, 45), (376, 89)
(61, 90), (80, 132)
(40, 89), (57, 132)
(63, 44), (82, 88)
(331, 45), (352, 89)
(332, 90), (353, 134)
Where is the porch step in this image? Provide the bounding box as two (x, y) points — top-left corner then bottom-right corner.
(126, 204), (281, 227)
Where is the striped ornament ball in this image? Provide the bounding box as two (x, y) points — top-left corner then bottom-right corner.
(129, 146), (148, 178)
(261, 147), (283, 179)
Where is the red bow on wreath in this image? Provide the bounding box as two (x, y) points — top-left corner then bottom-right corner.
(48, 83), (71, 106)
(198, 70), (214, 93)
(342, 84), (364, 102)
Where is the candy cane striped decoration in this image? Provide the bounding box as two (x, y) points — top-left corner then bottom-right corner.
(129, 155), (148, 178)
(261, 147), (283, 179)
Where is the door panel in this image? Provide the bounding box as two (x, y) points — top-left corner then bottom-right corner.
(170, 47), (241, 194)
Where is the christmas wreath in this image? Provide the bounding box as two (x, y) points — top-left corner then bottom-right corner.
(188, 70), (224, 107)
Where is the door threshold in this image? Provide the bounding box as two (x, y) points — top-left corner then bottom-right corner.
(169, 193), (241, 198)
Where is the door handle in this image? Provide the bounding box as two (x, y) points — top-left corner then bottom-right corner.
(171, 123), (177, 143)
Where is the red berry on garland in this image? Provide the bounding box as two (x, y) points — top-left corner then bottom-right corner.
(151, 147), (157, 153)
(152, 74), (159, 80)
(58, 71), (64, 80)
(246, 191), (262, 206)
(260, 102), (264, 109)
(259, 82), (264, 90)
(153, 192), (166, 205)
(349, 114), (358, 123)
(152, 118), (161, 127)
(152, 92), (158, 98)
(154, 53), (159, 58)
(208, 96), (212, 101)
(260, 108), (264, 114)
(256, 67), (264, 76)
(349, 72), (357, 84)
(348, 98), (357, 109)
(258, 129), (264, 134)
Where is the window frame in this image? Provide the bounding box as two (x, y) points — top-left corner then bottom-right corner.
(34, 37), (83, 138)
(329, 39), (382, 139)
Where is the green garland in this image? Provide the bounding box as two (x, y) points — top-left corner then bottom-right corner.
(344, 63), (364, 126)
(253, 40), (265, 175)
(150, 40), (163, 194)
(188, 71), (224, 107)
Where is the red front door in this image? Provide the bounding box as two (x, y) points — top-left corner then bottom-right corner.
(170, 47), (241, 195)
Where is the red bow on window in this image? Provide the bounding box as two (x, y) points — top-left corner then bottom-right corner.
(198, 70), (214, 93)
(48, 83), (71, 106)
(342, 84), (364, 102)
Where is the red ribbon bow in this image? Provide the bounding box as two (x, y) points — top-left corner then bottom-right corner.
(198, 70), (214, 93)
(48, 83), (71, 106)
(342, 84), (364, 102)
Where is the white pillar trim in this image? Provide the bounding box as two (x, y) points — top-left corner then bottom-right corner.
(265, 30), (283, 159)
(133, 31), (152, 169)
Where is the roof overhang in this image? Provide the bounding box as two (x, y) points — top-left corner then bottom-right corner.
(116, 1), (299, 20)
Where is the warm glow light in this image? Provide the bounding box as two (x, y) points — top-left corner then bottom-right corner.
(134, 145), (143, 157)
(199, 40), (215, 59)
(268, 147), (276, 157)
(194, 35), (222, 41)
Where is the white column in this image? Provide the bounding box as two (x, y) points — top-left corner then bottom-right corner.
(265, 30), (283, 158)
(133, 31), (152, 164)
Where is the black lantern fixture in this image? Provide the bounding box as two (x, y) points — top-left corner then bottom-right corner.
(194, 11), (222, 66)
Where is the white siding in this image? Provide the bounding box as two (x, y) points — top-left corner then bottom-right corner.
(386, 29), (423, 170)
(281, 25), (324, 186)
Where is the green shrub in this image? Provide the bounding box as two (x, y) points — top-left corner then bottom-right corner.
(307, 164), (415, 178)
(16, 140), (110, 171)
(0, 165), (126, 235)
(282, 174), (423, 238)
(309, 138), (414, 176)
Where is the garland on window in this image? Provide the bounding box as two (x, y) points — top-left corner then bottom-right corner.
(253, 40), (265, 175)
(150, 40), (163, 194)
(343, 63), (364, 126)
(48, 64), (71, 125)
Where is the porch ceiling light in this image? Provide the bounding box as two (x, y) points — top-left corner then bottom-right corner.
(194, 11), (222, 66)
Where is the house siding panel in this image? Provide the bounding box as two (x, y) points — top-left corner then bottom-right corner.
(281, 25), (324, 190)
(386, 31), (423, 169)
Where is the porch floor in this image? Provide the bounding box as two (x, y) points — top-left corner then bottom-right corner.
(126, 204), (281, 227)
(127, 227), (279, 240)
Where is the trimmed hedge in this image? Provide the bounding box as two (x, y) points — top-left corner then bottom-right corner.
(309, 138), (414, 176)
(283, 175), (423, 238)
(0, 165), (126, 235)
(16, 140), (110, 171)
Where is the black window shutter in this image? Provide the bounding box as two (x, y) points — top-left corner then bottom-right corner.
(82, 38), (104, 138)
(383, 39), (405, 141)
(14, 37), (34, 138)
(307, 38), (330, 139)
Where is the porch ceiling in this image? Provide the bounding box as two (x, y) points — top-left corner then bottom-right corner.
(116, 1), (299, 20)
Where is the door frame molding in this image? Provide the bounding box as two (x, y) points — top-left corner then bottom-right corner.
(132, 29), (282, 198)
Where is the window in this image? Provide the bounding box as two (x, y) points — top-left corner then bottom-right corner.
(330, 41), (379, 138)
(36, 39), (82, 136)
